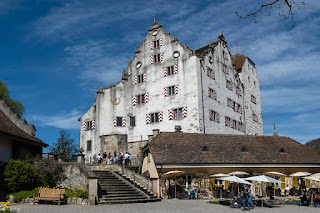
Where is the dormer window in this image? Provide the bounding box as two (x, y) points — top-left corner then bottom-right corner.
(240, 146), (247, 152)
(279, 148), (286, 153)
(201, 146), (209, 152)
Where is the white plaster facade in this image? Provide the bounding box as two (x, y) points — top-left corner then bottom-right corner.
(79, 21), (263, 162)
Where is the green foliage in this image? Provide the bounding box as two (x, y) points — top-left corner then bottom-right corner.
(4, 160), (39, 192)
(33, 159), (65, 188)
(0, 80), (25, 116)
(0, 162), (8, 192)
(50, 130), (77, 161)
(65, 188), (88, 199)
(6, 189), (37, 203)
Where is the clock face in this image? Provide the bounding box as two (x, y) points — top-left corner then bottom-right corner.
(152, 31), (158, 36)
(136, 62), (142, 69)
(173, 51), (180, 58)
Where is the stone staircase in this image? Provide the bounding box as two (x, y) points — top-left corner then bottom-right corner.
(93, 170), (160, 204)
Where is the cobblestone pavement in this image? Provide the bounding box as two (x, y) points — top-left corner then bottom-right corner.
(11, 200), (319, 213)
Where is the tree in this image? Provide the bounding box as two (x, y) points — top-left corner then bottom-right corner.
(236, 0), (307, 25)
(0, 80), (25, 116)
(50, 129), (77, 161)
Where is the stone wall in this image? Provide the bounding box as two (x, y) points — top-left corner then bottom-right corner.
(58, 163), (92, 189)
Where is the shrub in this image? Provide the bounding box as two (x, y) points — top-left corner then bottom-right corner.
(0, 162), (8, 192)
(4, 160), (39, 192)
(6, 189), (37, 203)
(64, 188), (88, 199)
(33, 159), (64, 188)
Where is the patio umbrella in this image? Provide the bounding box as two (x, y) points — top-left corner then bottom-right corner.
(265, 171), (286, 176)
(228, 171), (249, 176)
(161, 171), (185, 199)
(244, 175), (284, 184)
(289, 172), (311, 177)
(210, 173), (229, 177)
(303, 176), (320, 182)
(217, 175), (252, 185)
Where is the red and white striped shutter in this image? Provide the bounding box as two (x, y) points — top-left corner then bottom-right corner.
(235, 103), (239, 112)
(122, 117), (126, 127)
(113, 117), (117, 127)
(173, 64), (178, 74)
(208, 88), (210, 98)
(225, 117), (228, 126)
(145, 114), (151, 124)
(82, 122), (87, 131)
(216, 112), (220, 122)
(168, 109), (174, 120)
(206, 67), (209, 76)
(149, 41), (154, 50)
(133, 75), (138, 84)
(150, 55), (154, 64)
(236, 121), (240, 130)
(163, 67), (168, 76)
(221, 63), (224, 72)
(227, 98), (230, 107)
(212, 69), (215, 79)
(175, 85), (179, 95)
(182, 107), (188, 117)
(209, 109), (213, 120)
(164, 87), (168, 97)
(160, 53), (164, 62)
(132, 96), (137, 106)
(239, 105), (242, 114)
(159, 38), (163, 47)
(92, 120), (96, 129)
(159, 111), (163, 122)
(230, 120), (234, 128)
(143, 73), (147, 82)
(144, 93), (149, 103)
(213, 90), (217, 100)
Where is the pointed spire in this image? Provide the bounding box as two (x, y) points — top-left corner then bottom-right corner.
(273, 121), (278, 136)
(154, 17), (156, 23)
(221, 30), (224, 35)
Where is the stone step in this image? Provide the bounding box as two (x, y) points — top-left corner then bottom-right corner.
(99, 198), (148, 204)
(100, 195), (146, 200)
(104, 191), (139, 194)
(102, 193), (144, 198)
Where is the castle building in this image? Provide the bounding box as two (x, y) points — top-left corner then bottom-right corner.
(79, 20), (263, 162)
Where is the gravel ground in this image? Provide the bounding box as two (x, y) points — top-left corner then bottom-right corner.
(10, 200), (319, 213)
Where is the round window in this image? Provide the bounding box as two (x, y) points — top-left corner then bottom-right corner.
(152, 31), (158, 36)
(136, 62), (142, 69)
(173, 51), (180, 58)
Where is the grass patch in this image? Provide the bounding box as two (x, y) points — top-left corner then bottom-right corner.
(6, 189), (37, 202)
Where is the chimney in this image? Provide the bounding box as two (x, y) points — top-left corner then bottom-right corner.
(152, 129), (160, 137)
(175, 125), (182, 132)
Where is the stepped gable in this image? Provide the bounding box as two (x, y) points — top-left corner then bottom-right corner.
(0, 107), (47, 147)
(150, 133), (320, 165)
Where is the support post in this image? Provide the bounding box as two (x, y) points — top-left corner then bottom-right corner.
(88, 177), (98, 205)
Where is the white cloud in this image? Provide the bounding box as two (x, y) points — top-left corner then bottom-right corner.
(27, 109), (81, 130)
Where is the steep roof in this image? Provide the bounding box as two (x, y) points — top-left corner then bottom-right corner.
(0, 110), (48, 147)
(306, 138), (320, 155)
(231, 53), (247, 70)
(150, 132), (320, 165)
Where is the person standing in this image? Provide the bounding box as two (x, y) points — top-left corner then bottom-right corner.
(103, 152), (107, 164)
(97, 153), (102, 164)
(248, 185), (255, 209)
(242, 185), (250, 211)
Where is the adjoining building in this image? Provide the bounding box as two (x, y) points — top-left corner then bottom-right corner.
(79, 20), (263, 163)
(141, 130), (320, 197)
(0, 99), (48, 161)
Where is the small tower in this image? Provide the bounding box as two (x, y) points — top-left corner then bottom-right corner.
(273, 121), (278, 136)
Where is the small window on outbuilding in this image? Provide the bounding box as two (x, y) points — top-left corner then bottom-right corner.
(201, 146), (209, 152)
(279, 148), (286, 153)
(240, 146), (247, 152)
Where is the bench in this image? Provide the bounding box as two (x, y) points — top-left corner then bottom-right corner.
(33, 188), (65, 205)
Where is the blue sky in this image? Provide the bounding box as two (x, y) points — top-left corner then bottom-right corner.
(1, 0), (319, 150)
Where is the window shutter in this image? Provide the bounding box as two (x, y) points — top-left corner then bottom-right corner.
(175, 85), (179, 95)
(160, 52), (164, 62)
(132, 96), (137, 106)
(113, 117), (117, 127)
(182, 107), (188, 118)
(221, 63), (224, 72)
(225, 117), (228, 126)
(224, 52), (228, 60)
(216, 112), (220, 122)
(143, 73), (147, 82)
(92, 120), (96, 129)
(159, 38), (163, 46)
(227, 98), (230, 107)
(163, 67), (168, 77)
(164, 87), (168, 97)
(150, 55), (154, 64)
(208, 88), (210, 98)
(145, 114), (151, 124)
(168, 109), (174, 120)
(159, 111), (163, 122)
(122, 117), (126, 127)
(212, 69), (215, 80)
(239, 105), (242, 114)
(133, 75), (138, 84)
(82, 122), (87, 131)
(144, 93), (149, 103)
(206, 67), (209, 76)
(213, 90), (217, 100)
(235, 103), (239, 112)
(149, 41), (154, 50)
(226, 66), (229, 74)
(173, 64), (178, 74)
(209, 109), (213, 121)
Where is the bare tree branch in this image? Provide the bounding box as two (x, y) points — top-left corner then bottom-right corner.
(236, 0), (307, 26)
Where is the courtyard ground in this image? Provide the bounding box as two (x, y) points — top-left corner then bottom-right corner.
(11, 200), (319, 213)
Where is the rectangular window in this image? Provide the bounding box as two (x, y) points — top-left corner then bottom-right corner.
(207, 67), (215, 79)
(116, 117), (123, 126)
(130, 116), (135, 127)
(87, 140), (92, 151)
(174, 108), (183, 119)
(138, 74), (144, 83)
(168, 86), (175, 96)
(137, 94), (145, 104)
(209, 109), (219, 122)
(208, 88), (217, 100)
(153, 54), (161, 63)
(153, 40), (160, 48)
(233, 120), (237, 129)
(226, 79), (233, 91)
(86, 121), (93, 130)
(251, 95), (257, 104)
(150, 112), (159, 123)
(253, 113), (258, 122)
(168, 66), (174, 75)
